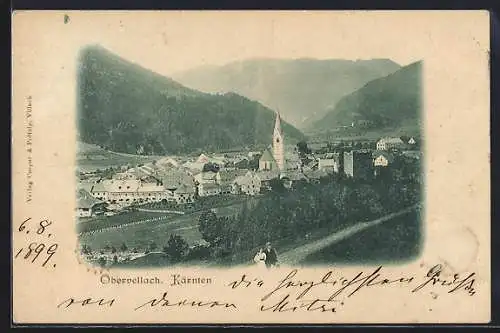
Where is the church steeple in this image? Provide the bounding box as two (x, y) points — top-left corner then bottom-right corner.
(272, 110), (285, 171)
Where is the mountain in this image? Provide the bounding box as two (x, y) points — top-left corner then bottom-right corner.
(171, 58), (401, 129)
(309, 61), (422, 135)
(77, 46), (304, 155)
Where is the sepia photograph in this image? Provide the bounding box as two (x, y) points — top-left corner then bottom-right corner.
(75, 42), (423, 269)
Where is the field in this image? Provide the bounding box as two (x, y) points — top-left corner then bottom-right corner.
(77, 142), (160, 172)
(78, 199), (253, 252)
(78, 212), (203, 250)
(301, 210), (422, 265)
(306, 124), (420, 142)
(77, 211), (178, 233)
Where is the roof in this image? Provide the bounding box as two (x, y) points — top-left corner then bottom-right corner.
(259, 148), (276, 163)
(77, 189), (104, 209)
(183, 161), (206, 172)
(402, 151), (421, 159)
(79, 182), (94, 193)
(91, 182), (107, 193)
(378, 137), (405, 144)
(175, 183), (196, 194)
(137, 182), (164, 192)
(196, 154), (210, 164)
(198, 171), (217, 180)
(161, 170), (195, 190)
(218, 169), (247, 183)
(234, 174), (260, 186)
(199, 183), (220, 190)
(372, 151), (395, 163)
(105, 179), (141, 192)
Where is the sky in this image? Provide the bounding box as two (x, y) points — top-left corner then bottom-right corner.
(52, 10), (442, 77)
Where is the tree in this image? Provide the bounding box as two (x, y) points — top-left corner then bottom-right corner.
(198, 210), (221, 245)
(98, 257), (107, 267)
(296, 140), (311, 155)
(120, 243), (128, 252)
(149, 241), (157, 252)
(163, 234), (189, 262)
(81, 244), (92, 255)
(203, 162), (220, 173)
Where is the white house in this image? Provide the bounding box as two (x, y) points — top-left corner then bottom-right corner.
(373, 151), (395, 167)
(317, 156), (339, 173)
(198, 183), (221, 197)
(76, 189), (106, 218)
(234, 171), (261, 196)
(376, 137), (406, 150)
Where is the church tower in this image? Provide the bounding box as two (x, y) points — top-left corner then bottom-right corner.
(273, 111), (285, 171)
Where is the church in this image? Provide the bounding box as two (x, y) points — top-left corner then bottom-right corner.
(259, 112), (285, 172)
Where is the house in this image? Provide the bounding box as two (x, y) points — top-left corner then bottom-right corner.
(284, 152), (301, 171)
(317, 153), (340, 173)
(343, 150), (373, 179)
(76, 189), (107, 218)
(90, 181), (109, 201)
(197, 183), (221, 197)
(376, 137), (406, 150)
(233, 171), (261, 196)
(137, 182), (168, 202)
(173, 183), (196, 204)
(183, 161), (206, 174)
(217, 169), (247, 194)
(194, 171), (218, 185)
(216, 169), (247, 185)
(373, 151), (395, 167)
(161, 170), (195, 191)
(408, 137), (417, 145)
(196, 153), (210, 164)
(89, 178), (172, 205)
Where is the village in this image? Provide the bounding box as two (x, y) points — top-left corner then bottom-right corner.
(77, 114), (421, 219)
(76, 113), (422, 267)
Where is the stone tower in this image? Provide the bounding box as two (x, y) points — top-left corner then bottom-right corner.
(273, 111), (285, 171)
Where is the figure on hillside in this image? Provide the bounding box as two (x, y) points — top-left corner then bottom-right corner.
(253, 248), (267, 269)
(264, 242), (278, 268)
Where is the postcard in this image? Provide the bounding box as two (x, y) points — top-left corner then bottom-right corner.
(12, 10), (490, 324)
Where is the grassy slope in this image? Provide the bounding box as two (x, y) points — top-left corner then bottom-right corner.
(308, 61), (422, 135)
(302, 210), (422, 265)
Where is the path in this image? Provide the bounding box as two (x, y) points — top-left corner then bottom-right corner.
(136, 208), (185, 215)
(279, 203), (421, 266)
